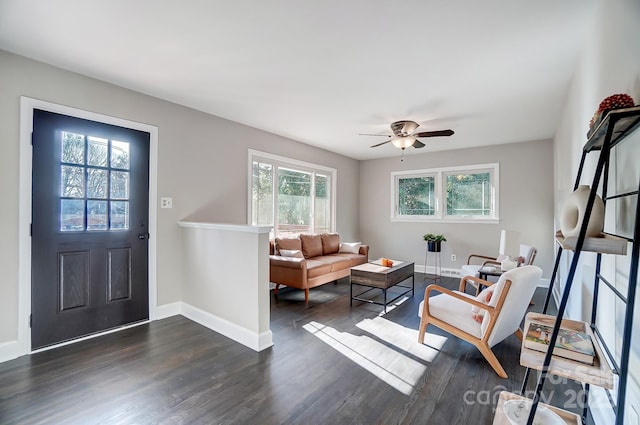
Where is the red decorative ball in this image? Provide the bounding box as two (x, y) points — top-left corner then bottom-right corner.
(597, 93), (635, 113)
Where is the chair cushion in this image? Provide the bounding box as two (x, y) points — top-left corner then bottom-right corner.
(275, 237), (301, 255)
(419, 291), (482, 339)
(321, 233), (341, 255)
(484, 265), (542, 346)
(460, 264), (481, 289)
(520, 244), (536, 264)
(300, 234), (323, 258)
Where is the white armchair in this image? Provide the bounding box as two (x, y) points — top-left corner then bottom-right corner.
(417, 265), (543, 378)
(460, 244), (537, 295)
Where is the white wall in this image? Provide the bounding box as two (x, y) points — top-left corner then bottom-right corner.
(553, 0), (640, 423)
(359, 139), (555, 278)
(0, 50), (360, 347)
(179, 223), (272, 351)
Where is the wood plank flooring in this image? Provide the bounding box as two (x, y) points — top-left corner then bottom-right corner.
(0, 274), (585, 424)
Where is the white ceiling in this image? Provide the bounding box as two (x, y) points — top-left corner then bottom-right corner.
(0, 0), (594, 160)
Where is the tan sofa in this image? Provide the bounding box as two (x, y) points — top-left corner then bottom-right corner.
(269, 233), (369, 302)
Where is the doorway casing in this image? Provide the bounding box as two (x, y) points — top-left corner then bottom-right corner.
(18, 96), (159, 356)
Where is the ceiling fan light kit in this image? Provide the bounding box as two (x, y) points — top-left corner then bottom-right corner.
(391, 136), (416, 149)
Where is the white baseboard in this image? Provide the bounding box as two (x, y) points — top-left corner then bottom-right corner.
(180, 303), (273, 352)
(0, 301), (272, 365)
(155, 302), (182, 320)
(538, 278), (551, 288)
(417, 265), (461, 277)
(0, 340), (22, 363)
(417, 266), (551, 288)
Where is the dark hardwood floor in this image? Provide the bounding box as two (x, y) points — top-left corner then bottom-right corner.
(0, 274), (584, 424)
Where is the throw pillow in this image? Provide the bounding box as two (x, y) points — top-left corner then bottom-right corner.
(321, 233), (341, 255)
(279, 249), (304, 258)
(339, 242), (361, 254)
(471, 286), (494, 323)
(300, 234), (323, 258)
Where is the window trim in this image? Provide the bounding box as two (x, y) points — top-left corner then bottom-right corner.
(390, 163), (500, 223)
(247, 149), (337, 236)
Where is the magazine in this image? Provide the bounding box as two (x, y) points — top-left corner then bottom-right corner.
(524, 321), (595, 365)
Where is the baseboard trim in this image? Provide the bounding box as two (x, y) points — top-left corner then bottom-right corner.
(417, 266), (551, 288)
(0, 340), (22, 363)
(155, 302), (182, 320)
(180, 303), (273, 352)
(538, 278), (551, 288)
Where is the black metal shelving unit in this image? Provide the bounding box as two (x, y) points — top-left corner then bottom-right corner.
(519, 105), (640, 425)
(491, 106), (640, 425)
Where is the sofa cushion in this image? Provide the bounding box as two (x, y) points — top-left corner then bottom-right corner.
(321, 233), (341, 255)
(328, 253), (367, 268)
(275, 237), (301, 255)
(311, 255), (351, 272)
(300, 234), (323, 258)
(305, 259), (332, 278)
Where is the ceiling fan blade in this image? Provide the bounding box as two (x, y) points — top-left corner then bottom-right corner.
(370, 139), (392, 148)
(414, 129), (455, 138)
(412, 140), (426, 148)
(359, 133), (392, 137)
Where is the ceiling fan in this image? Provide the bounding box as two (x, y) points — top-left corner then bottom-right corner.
(364, 120), (454, 150)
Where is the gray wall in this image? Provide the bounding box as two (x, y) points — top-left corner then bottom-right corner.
(359, 140), (555, 278)
(0, 49), (360, 344)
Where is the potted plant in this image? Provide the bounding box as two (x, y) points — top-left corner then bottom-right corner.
(423, 233), (447, 252)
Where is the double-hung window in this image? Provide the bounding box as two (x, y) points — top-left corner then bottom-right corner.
(249, 150), (336, 238)
(392, 163), (499, 222)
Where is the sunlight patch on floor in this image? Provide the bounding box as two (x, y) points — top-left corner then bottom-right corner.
(302, 319), (447, 395)
(356, 316), (446, 362)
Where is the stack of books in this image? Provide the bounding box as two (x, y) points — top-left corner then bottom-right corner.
(524, 320), (596, 365)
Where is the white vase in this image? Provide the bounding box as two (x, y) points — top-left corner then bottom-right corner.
(500, 258), (518, 271)
(560, 185), (605, 237)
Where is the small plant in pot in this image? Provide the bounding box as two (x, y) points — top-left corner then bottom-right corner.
(423, 233), (447, 252)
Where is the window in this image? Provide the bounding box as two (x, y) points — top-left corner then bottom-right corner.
(391, 163), (499, 222)
(249, 150), (336, 238)
(60, 131), (130, 231)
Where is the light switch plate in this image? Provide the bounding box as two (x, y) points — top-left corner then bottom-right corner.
(160, 197), (173, 208)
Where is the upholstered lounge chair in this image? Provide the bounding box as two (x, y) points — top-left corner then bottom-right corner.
(460, 244), (537, 295)
(417, 265), (543, 378)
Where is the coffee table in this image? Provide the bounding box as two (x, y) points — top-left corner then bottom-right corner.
(350, 259), (414, 313)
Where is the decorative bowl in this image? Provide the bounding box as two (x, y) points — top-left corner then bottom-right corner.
(503, 399), (564, 425)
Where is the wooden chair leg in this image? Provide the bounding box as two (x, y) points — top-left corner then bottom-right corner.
(514, 328), (523, 342)
(304, 288), (309, 302)
(477, 342), (508, 378)
(418, 317), (430, 344)
(274, 284), (280, 294)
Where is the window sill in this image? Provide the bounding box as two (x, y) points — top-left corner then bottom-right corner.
(390, 217), (500, 224)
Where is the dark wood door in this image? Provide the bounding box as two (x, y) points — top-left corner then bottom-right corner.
(31, 109), (150, 349)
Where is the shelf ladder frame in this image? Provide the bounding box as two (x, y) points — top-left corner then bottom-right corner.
(519, 106), (640, 425)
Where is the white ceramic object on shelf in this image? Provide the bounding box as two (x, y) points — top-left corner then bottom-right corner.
(560, 185), (605, 237)
(500, 258), (518, 271)
(503, 399), (564, 425)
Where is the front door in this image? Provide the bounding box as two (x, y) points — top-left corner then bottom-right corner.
(31, 109), (150, 349)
